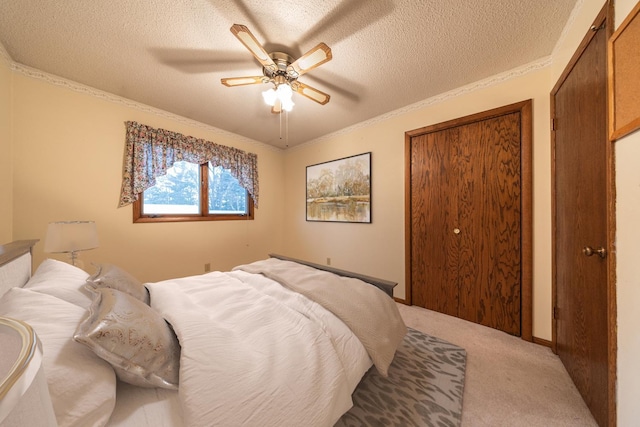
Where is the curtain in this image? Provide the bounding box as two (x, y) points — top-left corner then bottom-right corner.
(118, 121), (259, 208)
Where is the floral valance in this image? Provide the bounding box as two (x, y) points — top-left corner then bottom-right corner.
(118, 121), (259, 208)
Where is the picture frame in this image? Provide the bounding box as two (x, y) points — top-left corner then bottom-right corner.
(608, 1), (640, 141)
(306, 152), (371, 223)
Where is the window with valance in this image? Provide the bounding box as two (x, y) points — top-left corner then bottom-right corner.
(118, 121), (259, 221)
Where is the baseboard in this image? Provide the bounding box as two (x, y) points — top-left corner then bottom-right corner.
(394, 297), (408, 304)
(532, 336), (552, 348)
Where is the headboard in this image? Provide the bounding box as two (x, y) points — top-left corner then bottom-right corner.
(0, 244), (398, 299)
(268, 253), (397, 298)
(0, 240), (38, 297)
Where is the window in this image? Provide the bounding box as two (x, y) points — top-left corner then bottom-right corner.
(119, 122), (259, 218)
(133, 161), (254, 222)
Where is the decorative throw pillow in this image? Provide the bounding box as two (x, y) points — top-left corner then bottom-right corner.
(0, 287), (117, 427)
(86, 263), (150, 304)
(24, 258), (93, 309)
(74, 287), (180, 390)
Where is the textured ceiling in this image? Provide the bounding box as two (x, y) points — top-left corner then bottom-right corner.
(0, 0), (577, 149)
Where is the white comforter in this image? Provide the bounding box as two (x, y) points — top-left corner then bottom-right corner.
(146, 268), (372, 427)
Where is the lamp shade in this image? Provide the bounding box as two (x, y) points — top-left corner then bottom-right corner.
(44, 221), (99, 254)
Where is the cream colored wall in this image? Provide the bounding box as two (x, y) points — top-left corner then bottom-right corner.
(613, 0), (640, 425)
(0, 51), (13, 243)
(616, 129), (640, 426)
(284, 66), (554, 339)
(10, 72), (285, 282)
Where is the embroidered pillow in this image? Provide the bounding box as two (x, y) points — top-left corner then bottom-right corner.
(74, 288), (180, 389)
(86, 263), (150, 304)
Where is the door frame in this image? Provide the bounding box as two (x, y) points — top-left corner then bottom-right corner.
(550, 2), (616, 425)
(404, 100), (533, 341)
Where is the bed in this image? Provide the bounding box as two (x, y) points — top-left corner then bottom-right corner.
(0, 240), (407, 427)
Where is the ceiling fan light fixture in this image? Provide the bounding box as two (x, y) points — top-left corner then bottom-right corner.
(262, 87), (278, 106)
(281, 97), (294, 112)
(262, 83), (294, 111)
(276, 83), (293, 98)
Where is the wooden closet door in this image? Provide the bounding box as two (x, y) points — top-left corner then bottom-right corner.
(408, 105), (525, 336)
(456, 114), (521, 334)
(410, 128), (460, 316)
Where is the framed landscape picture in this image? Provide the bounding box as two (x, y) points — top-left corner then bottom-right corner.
(306, 152), (371, 223)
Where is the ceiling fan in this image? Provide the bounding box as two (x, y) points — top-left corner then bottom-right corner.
(221, 24), (332, 114)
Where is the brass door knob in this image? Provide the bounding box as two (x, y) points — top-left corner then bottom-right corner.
(582, 246), (607, 259)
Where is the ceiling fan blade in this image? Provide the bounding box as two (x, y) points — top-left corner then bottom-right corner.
(230, 24), (277, 72)
(291, 81), (330, 105)
(286, 43), (332, 78)
(221, 76), (268, 87)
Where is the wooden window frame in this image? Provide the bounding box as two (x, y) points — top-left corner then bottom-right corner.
(133, 163), (254, 223)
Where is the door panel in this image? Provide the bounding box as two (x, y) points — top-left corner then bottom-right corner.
(457, 115), (521, 335)
(552, 7), (612, 426)
(410, 129), (460, 315)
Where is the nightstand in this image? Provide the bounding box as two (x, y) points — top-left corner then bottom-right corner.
(0, 317), (56, 426)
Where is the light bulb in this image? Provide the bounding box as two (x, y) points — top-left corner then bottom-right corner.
(262, 88), (277, 106)
(281, 98), (294, 112)
(277, 83), (293, 99)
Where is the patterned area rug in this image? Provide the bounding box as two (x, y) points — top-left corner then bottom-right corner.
(336, 327), (467, 427)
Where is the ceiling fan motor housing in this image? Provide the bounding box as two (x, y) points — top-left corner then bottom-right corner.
(264, 52), (297, 85)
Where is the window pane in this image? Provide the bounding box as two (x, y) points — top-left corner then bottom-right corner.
(208, 165), (248, 214)
(143, 161), (200, 214)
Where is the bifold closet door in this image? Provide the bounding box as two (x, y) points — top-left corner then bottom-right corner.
(410, 112), (522, 335)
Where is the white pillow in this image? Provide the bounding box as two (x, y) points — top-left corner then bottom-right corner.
(0, 287), (117, 427)
(24, 258), (93, 309)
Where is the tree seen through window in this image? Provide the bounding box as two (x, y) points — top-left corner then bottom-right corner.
(142, 161), (249, 216)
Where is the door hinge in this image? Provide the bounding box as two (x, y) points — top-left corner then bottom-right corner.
(552, 118), (557, 131)
(553, 306), (559, 320)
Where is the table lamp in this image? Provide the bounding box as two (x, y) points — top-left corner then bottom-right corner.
(44, 221), (99, 267)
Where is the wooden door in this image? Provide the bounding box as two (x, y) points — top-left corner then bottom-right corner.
(551, 4), (615, 426)
(409, 127), (460, 317)
(406, 101), (532, 337)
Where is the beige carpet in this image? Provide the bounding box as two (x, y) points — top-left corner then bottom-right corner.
(397, 304), (597, 427)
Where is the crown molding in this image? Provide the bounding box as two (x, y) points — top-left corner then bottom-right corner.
(7, 58), (280, 152)
(293, 56), (552, 151)
(0, 42), (12, 67)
